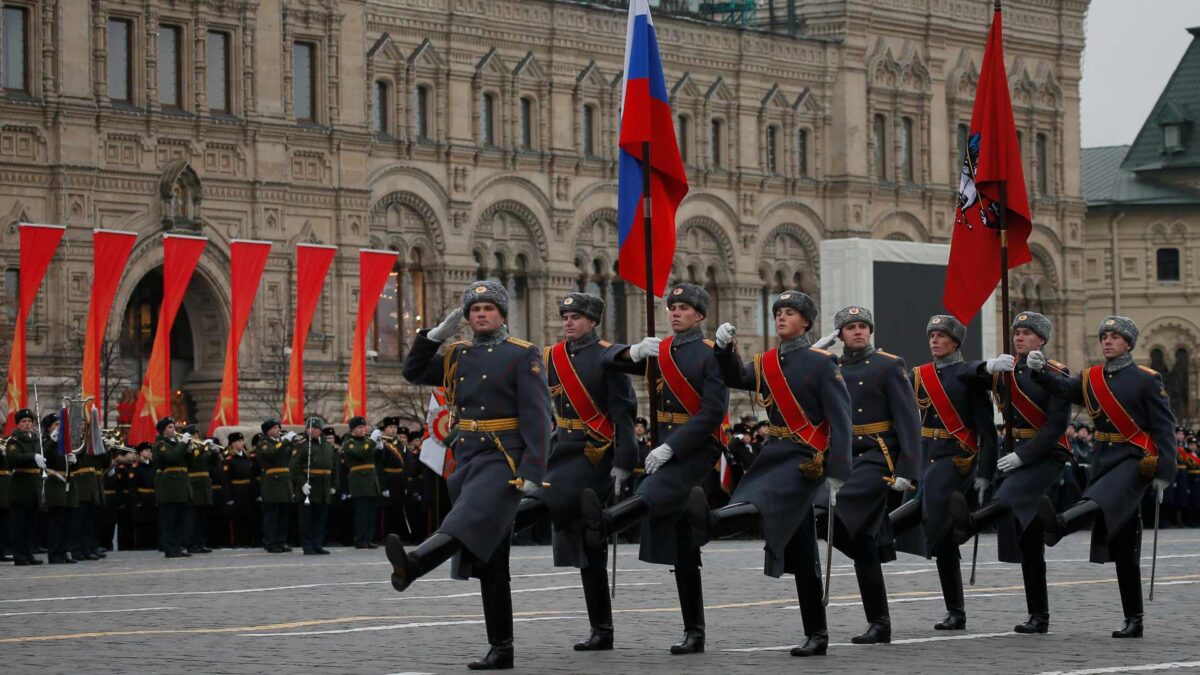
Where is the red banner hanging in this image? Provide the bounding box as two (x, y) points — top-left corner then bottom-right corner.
(3, 223), (65, 433)
(81, 229), (137, 419)
(127, 234), (207, 446)
(345, 249), (399, 422)
(207, 240), (272, 436)
(282, 244), (337, 425)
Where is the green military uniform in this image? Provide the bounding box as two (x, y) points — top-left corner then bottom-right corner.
(0, 436), (12, 560)
(185, 442), (220, 553)
(69, 449), (108, 560)
(43, 432), (79, 564)
(291, 432), (339, 554)
(154, 431), (192, 557)
(43, 438), (78, 510)
(6, 428), (43, 563)
(343, 432), (381, 547)
(257, 429), (294, 552)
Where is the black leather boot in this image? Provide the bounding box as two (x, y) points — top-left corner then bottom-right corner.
(791, 568), (828, 656)
(1112, 557), (1144, 638)
(851, 559), (892, 644)
(573, 556), (614, 651)
(581, 490), (648, 549)
(511, 497), (549, 535)
(1039, 496), (1100, 547)
(686, 486), (760, 547)
(386, 532), (459, 592)
(950, 492), (1009, 546)
(888, 498), (922, 535)
(669, 564), (705, 654)
(934, 549), (966, 630)
(469, 575), (515, 670)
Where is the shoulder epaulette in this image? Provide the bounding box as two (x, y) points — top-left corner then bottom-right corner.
(703, 339), (715, 347)
(1139, 365), (1159, 376)
(448, 340), (470, 350)
(811, 347), (832, 356)
(1048, 359), (1066, 369)
(874, 349), (899, 360)
(599, 340), (612, 348)
(506, 336), (534, 348)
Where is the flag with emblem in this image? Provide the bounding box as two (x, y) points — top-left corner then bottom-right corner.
(282, 244), (337, 425)
(208, 240), (272, 437)
(943, 2), (1031, 324)
(616, 0), (689, 298)
(419, 388), (456, 478)
(3, 223), (65, 433)
(127, 234), (207, 446)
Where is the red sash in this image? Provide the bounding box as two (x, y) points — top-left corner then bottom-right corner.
(658, 335), (728, 445)
(550, 341), (614, 440)
(916, 363), (979, 452)
(1085, 366), (1156, 456)
(759, 349), (829, 452)
(1005, 372), (1070, 452)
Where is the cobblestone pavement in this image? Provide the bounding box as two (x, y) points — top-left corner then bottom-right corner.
(1, 529), (1199, 675)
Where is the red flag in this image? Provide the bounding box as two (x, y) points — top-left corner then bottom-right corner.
(345, 249), (399, 422)
(81, 230), (137, 418)
(208, 240), (271, 436)
(282, 244), (337, 425)
(127, 234), (207, 445)
(943, 5), (1032, 324)
(3, 224), (65, 433)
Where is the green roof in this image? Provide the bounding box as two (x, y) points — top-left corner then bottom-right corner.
(1082, 145), (1199, 206)
(1121, 26), (1200, 172)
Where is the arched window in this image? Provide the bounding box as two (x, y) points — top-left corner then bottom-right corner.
(1035, 133), (1049, 195)
(900, 117), (914, 182)
(414, 85), (431, 140)
(797, 128), (809, 177)
(372, 81), (389, 134)
(481, 92), (496, 146)
(711, 118), (724, 168)
(519, 96), (534, 149)
(765, 125), (779, 175)
(873, 114), (888, 180)
(582, 104), (596, 157)
(677, 115), (691, 164)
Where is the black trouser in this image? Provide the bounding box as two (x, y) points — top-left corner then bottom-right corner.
(10, 504), (38, 561)
(672, 517), (705, 636)
(934, 539), (964, 616)
(478, 536), (514, 648)
(580, 539), (613, 635)
(0, 507), (10, 557)
(786, 519), (827, 636)
(48, 507), (76, 560)
(71, 503), (100, 556)
(1110, 509), (1144, 620)
(159, 502), (187, 555)
(354, 496), (377, 545)
(262, 503), (290, 549)
(1019, 518), (1049, 618)
(185, 505), (209, 549)
(299, 502), (329, 551)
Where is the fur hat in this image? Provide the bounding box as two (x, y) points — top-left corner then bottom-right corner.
(1098, 315), (1138, 348)
(666, 283), (711, 318)
(926, 314), (967, 345)
(558, 292), (605, 324)
(834, 305), (874, 332)
(462, 280), (509, 318)
(1012, 310), (1051, 343)
(772, 291), (817, 327)
(155, 416), (175, 434)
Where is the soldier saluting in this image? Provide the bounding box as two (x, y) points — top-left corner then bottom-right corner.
(1031, 315), (1176, 638)
(510, 291), (638, 651)
(949, 311), (1070, 634)
(685, 291), (851, 657)
(580, 282), (729, 656)
(387, 280), (550, 670)
(889, 315), (1005, 630)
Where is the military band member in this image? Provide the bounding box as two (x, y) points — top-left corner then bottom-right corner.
(41, 413), (80, 563)
(509, 292), (637, 651)
(949, 311), (1069, 634)
(154, 417), (194, 558)
(580, 282), (730, 656)
(102, 446), (135, 551)
(221, 433), (259, 547)
(401, 431), (427, 542)
(1031, 316), (1177, 638)
(132, 443), (158, 550)
(808, 305), (921, 645)
(6, 409), (44, 565)
(69, 431), (107, 561)
(684, 291), (851, 656)
(343, 417), (381, 549)
(0, 427), (13, 561)
(388, 280), (550, 670)
(257, 419), (295, 553)
(377, 417), (410, 540)
(291, 417), (337, 555)
(184, 437), (220, 554)
(890, 315), (1003, 630)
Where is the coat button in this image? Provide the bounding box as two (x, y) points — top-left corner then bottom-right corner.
(482, 374), (488, 380)
(858, 381), (864, 386)
(857, 436), (863, 440)
(857, 408), (863, 413)
(488, 348), (494, 353)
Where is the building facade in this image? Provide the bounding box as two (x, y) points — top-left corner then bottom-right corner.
(0, 0), (1088, 428)
(1082, 26), (1200, 427)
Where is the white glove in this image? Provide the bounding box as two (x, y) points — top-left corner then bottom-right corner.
(611, 466), (632, 493)
(226, 500), (235, 506)
(35, 454), (47, 470)
(382, 489), (391, 498)
(629, 337), (662, 362)
(1027, 350), (1046, 372)
(986, 354), (1016, 374)
(520, 480), (539, 496)
(331, 487), (337, 495)
(370, 429), (382, 442)
(180, 432), (192, 444)
(50, 430), (59, 442)
(66, 452), (78, 465)
(427, 307), (464, 342)
(255, 496), (263, 503)
(890, 476), (913, 493)
(1153, 478), (1170, 503)
(715, 322), (737, 348)
(826, 477), (845, 506)
(340, 493), (349, 501)
(813, 330), (840, 350)
(282, 431), (297, 442)
(301, 483), (312, 496)
(998, 453), (1024, 473)
(975, 477), (991, 493)
(643, 443), (674, 474)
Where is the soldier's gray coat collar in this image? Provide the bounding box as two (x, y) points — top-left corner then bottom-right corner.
(1105, 352), (1135, 373)
(779, 334), (812, 355)
(934, 351), (964, 367)
(671, 325), (706, 347)
(472, 324), (510, 347)
(567, 331), (600, 350)
(841, 344), (876, 365)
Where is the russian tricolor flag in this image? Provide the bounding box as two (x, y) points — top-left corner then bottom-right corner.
(617, 0), (689, 298)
